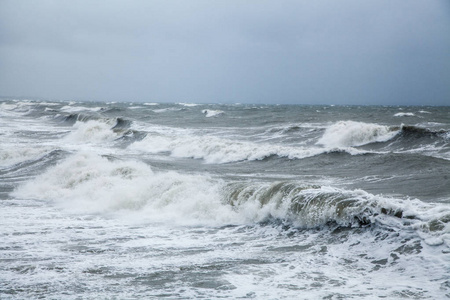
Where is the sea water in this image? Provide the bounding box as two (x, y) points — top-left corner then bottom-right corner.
(1, 99), (449, 299)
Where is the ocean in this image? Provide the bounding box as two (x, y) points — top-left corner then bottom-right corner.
(1, 99), (449, 299)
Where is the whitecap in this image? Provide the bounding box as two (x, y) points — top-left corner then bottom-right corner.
(202, 109), (224, 117)
(129, 133), (326, 164)
(394, 112), (415, 117)
(152, 108), (183, 113)
(0, 146), (53, 167)
(61, 106), (103, 113)
(317, 121), (399, 148)
(178, 103), (199, 107)
(64, 120), (118, 144)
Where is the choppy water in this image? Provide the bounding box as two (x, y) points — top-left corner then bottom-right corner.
(1, 99), (449, 299)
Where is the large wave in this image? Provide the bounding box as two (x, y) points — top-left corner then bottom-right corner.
(13, 152), (450, 247)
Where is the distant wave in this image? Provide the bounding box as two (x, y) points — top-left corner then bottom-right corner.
(56, 113), (96, 124)
(0, 146), (57, 168)
(61, 105), (103, 113)
(178, 103), (199, 107)
(128, 132), (337, 164)
(398, 125), (448, 138)
(264, 123), (324, 135)
(317, 121), (399, 148)
(394, 112), (415, 117)
(317, 121), (449, 150)
(202, 109), (224, 117)
(152, 107), (185, 113)
(0, 101), (37, 115)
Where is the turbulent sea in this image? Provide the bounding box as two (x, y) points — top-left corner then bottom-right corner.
(1, 99), (449, 299)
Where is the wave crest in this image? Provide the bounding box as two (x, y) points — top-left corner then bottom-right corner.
(317, 121), (399, 147)
(202, 109), (224, 117)
(224, 182), (403, 228)
(129, 134), (324, 163)
(64, 120), (119, 143)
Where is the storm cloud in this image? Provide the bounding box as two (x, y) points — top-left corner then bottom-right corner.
(1, 0), (449, 105)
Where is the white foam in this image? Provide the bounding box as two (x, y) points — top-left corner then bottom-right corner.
(317, 121), (399, 147)
(178, 103), (199, 107)
(0, 102), (20, 111)
(64, 120), (118, 144)
(0, 101), (36, 115)
(61, 105), (103, 113)
(202, 109), (224, 117)
(0, 146), (53, 167)
(13, 152), (239, 226)
(152, 107), (183, 113)
(394, 112), (415, 117)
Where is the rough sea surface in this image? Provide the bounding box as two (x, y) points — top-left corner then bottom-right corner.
(1, 99), (449, 299)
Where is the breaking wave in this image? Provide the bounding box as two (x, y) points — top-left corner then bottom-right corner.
(64, 121), (120, 143)
(394, 112), (416, 117)
(63, 117), (136, 145)
(13, 152), (450, 247)
(57, 113), (96, 125)
(60, 105), (103, 113)
(317, 121), (449, 152)
(128, 133), (330, 164)
(0, 146), (55, 168)
(317, 121), (399, 147)
(13, 152), (235, 225)
(202, 109), (224, 117)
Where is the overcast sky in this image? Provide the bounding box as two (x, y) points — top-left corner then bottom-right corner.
(1, 0), (449, 105)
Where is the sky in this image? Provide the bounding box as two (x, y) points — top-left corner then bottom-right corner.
(1, 0), (449, 105)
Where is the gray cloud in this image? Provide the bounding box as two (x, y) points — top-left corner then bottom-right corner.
(1, 0), (449, 105)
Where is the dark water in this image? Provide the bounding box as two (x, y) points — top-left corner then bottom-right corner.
(1, 99), (449, 299)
